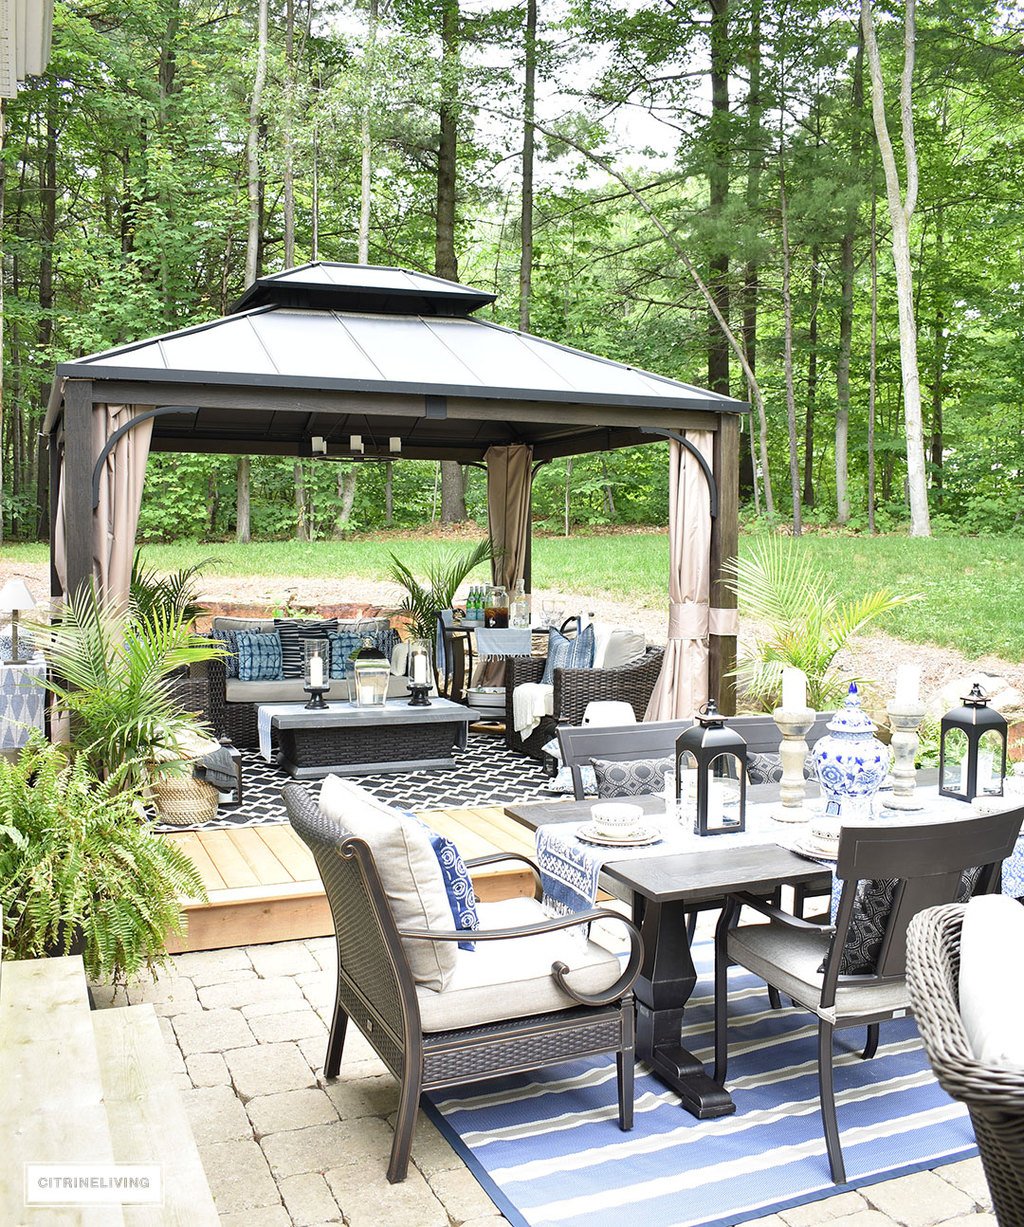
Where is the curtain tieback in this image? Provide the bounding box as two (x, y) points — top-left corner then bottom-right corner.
(668, 602), (709, 639)
(708, 607), (739, 636)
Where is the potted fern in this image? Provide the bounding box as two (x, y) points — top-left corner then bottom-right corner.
(0, 736), (206, 982)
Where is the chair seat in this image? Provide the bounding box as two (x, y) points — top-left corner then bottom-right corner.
(728, 922), (910, 1025)
(417, 898), (623, 1033)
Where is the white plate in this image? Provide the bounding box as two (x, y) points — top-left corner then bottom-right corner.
(788, 834), (837, 863)
(575, 822), (663, 848)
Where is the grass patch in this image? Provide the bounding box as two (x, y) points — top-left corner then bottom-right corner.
(7, 531), (1023, 661)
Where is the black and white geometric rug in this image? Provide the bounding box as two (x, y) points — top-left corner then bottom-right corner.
(152, 733), (557, 833)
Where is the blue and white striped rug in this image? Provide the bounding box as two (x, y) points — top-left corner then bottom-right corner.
(424, 944), (976, 1227)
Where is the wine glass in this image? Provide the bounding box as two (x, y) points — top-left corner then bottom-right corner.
(541, 598), (557, 627)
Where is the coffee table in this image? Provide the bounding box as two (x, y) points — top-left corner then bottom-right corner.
(504, 793), (825, 1119)
(259, 697), (475, 779)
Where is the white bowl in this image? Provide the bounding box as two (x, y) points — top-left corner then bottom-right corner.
(590, 802), (645, 838)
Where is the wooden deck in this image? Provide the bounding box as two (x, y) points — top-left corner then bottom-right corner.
(162, 804), (542, 953)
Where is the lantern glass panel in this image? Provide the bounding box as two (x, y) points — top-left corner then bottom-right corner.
(704, 753), (742, 828)
(978, 729), (1006, 796)
(942, 727), (969, 794)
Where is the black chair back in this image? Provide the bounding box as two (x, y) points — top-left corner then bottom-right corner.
(558, 720), (691, 798)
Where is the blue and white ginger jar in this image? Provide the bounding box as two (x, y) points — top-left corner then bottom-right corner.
(812, 683), (889, 818)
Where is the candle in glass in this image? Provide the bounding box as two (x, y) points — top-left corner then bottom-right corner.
(781, 667), (807, 711)
(894, 664), (920, 708)
(411, 652), (428, 685)
(309, 652), (324, 688)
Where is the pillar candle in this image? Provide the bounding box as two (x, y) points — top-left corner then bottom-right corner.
(411, 653), (428, 685)
(894, 664), (920, 708)
(309, 652), (324, 688)
(781, 667), (807, 711)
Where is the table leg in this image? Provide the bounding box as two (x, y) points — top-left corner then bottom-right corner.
(634, 898), (735, 1119)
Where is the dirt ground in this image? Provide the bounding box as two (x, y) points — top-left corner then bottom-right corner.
(5, 553), (1021, 707)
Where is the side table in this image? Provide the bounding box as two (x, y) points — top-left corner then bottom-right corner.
(0, 653), (46, 753)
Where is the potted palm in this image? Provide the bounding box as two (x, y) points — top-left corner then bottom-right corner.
(386, 539), (494, 640)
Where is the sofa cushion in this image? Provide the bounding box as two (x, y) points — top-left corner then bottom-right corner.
(212, 616), (275, 634)
(416, 897), (623, 1032)
(318, 775), (457, 991)
(236, 630), (284, 682)
(541, 623), (595, 685)
(959, 894), (1024, 1068)
(592, 624), (646, 671)
(328, 629), (365, 680)
(224, 673), (419, 703)
(275, 618), (339, 679)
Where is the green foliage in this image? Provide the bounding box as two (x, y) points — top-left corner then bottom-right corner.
(32, 584), (222, 785)
(386, 539), (494, 639)
(129, 550), (209, 625)
(0, 736), (206, 982)
(725, 535), (920, 711)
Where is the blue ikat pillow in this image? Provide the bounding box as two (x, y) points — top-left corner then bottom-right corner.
(235, 630), (283, 682)
(541, 622), (595, 685)
(399, 810), (479, 950)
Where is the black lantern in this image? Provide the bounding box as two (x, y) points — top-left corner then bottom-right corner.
(939, 682), (1008, 802)
(674, 699), (748, 836)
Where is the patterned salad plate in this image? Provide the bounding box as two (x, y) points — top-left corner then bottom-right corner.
(575, 822), (663, 848)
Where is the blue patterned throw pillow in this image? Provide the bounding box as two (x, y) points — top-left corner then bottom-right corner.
(235, 630), (283, 682)
(402, 811), (479, 950)
(209, 629), (241, 679)
(327, 630), (364, 680)
(541, 622), (595, 685)
(591, 755), (673, 799)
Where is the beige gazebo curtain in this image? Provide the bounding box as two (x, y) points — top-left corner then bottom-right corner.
(54, 403), (153, 606)
(645, 432), (716, 720)
(485, 443), (533, 590)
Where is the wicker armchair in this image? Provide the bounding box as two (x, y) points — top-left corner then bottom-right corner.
(505, 645), (665, 760)
(282, 782), (643, 1184)
(908, 903), (1024, 1226)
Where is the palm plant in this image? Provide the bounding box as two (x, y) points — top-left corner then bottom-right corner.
(129, 549), (209, 625)
(386, 539), (495, 640)
(32, 584), (222, 786)
(725, 535), (918, 711)
(0, 736), (206, 981)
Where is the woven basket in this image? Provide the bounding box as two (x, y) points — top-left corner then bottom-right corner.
(149, 773), (220, 825)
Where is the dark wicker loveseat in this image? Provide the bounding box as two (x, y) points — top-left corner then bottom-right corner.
(505, 645), (665, 761)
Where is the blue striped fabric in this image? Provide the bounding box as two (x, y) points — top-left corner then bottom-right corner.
(425, 943), (976, 1227)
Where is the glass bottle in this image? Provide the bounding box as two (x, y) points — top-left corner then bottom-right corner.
(510, 579), (530, 628)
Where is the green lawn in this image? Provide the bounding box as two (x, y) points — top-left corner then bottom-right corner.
(7, 530), (1023, 661)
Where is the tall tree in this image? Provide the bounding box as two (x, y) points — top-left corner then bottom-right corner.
(707, 0), (731, 397)
(862, 0), (930, 536)
(518, 0), (537, 333)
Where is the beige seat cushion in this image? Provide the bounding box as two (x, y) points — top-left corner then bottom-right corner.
(318, 775), (456, 992)
(417, 897), (623, 1032)
(728, 922), (910, 1025)
(226, 674), (421, 702)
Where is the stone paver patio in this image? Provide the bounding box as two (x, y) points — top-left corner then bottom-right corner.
(92, 932), (996, 1227)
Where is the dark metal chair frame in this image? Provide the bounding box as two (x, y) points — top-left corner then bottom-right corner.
(908, 902), (1024, 1227)
(282, 782), (643, 1184)
(713, 808), (1024, 1185)
(504, 645), (665, 761)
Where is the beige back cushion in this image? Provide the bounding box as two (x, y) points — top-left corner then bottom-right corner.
(592, 624), (646, 671)
(212, 615), (276, 634)
(318, 775), (456, 991)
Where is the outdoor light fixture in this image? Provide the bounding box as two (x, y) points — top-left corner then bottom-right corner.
(389, 437), (402, 453)
(406, 638), (432, 706)
(350, 434), (364, 454)
(939, 682), (1008, 802)
(348, 636), (390, 708)
(674, 700), (747, 836)
(0, 578), (36, 664)
(311, 436), (328, 455)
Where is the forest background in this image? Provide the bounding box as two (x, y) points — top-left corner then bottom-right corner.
(1, 0), (1022, 546)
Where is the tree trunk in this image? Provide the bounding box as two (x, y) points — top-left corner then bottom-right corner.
(868, 187), (878, 533)
(245, 0), (269, 285)
(282, 0), (296, 267)
(358, 0), (378, 264)
(431, 462), (440, 521)
(35, 98), (57, 536)
(294, 461), (310, 541)
(311, 85), (320, 260)
(435, 0), (459, 283)
(0, 100), (5, 544)
(518, 0), (537, 333)
(835, 32), (864, 525)
(931, 207), (946, 503)
(236, 456), (251, 544)
(601, 455), (616, 518)
(563, 457), (573, 537)
(742, 0), (764, 515)
(803, 247), (819, 508)
(334, 466), (358, 536)
(206, 471), (219, 536)
(440, 460), (466, 522)
(778, 145), (801, 537)
(707, 0), (730, 397)
(862, 0), (930, 536)
(384, 458), (393, 525)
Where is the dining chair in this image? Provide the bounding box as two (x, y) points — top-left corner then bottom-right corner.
(712, 807), (1024, 1184)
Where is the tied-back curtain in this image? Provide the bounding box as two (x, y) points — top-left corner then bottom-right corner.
(645, 432), (714, 720)
(485, 443), (533, 590)
(54, 403), (153, 605)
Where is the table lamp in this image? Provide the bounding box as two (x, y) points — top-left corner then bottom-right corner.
(0, 578), (36, 664)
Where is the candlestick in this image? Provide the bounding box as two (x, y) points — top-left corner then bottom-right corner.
(894, 664), (920, 709)
(781, 667), (807, 713)
(884, 702), (926, 810)
(771, 704), (816, 821)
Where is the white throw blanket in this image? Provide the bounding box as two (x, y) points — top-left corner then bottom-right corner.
(513, 682), (554, 737)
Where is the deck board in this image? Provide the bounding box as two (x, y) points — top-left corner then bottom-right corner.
(162, 801), (550, 952)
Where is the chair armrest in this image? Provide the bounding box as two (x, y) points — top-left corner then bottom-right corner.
(464, 851), (542, 891)
(400, 907), (643, 1007)
(730, 891), (831, 933)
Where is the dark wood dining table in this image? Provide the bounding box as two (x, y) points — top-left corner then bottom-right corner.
(503, 792), (827, 1120)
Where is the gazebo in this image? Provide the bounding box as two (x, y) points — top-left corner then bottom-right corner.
(43, 263), (748, 715)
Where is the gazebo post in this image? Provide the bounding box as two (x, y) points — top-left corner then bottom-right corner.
(62, 379), (95, 602)
(709, 414), (739, 714)
(48, 425), (62, 598)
